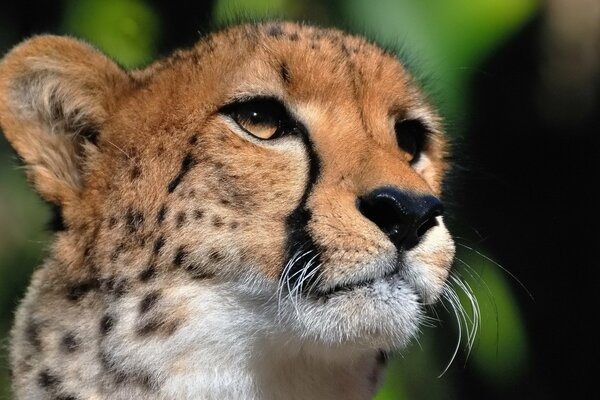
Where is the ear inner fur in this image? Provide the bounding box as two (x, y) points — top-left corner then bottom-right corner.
(0, 35), (131, 206)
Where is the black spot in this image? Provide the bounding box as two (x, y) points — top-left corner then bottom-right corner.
(289, 32), (299, 41)
(153, 236), (166, 255)
(167, 153), (196, 193)
(136, 316), (181, 337)
(136, 319), (160, 336)
(83, 245), (94, 262)
(193, 209), (204, 220)
(61, 333), (79, 353)
(212, 216), (224, 228)
(130, 165), (142, 180)
(176, 212), (187, 228)
(157, 204), (168, 224)
(99, 350), (114, 371)
(80, 126), (99, 145)
(268, 24), (283, 37)
(101, 276), (116, 292)
(280, 62), (291, 84)
(113, 278), (129, 298)
(25, 320), (41, 350)
(38, 369), (59, 389)
(208, 250), (224, 262)
(139, 291), (160, 314)
(100, 315), (115, 335)
(47, 203), (66, 232)
(139, 265), (156, 282)
(229, 221), (239, 230)
(126, 208), (145, 233)
(66, 279), (100, 301)
(108, 216), (118, 228)
(111, 243), (126, 262)
(188, 134), (198, 145)
(138, 373), (155, 389)
(185, 264), (214, 280)
(173, 247), (187, 267)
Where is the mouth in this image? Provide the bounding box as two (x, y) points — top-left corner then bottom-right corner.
(316, 263), (408, 297)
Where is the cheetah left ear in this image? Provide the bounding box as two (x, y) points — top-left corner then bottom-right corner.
(0, 35), (131, 206)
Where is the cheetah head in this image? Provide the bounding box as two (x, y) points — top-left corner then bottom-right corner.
(0, 22), (454, 352)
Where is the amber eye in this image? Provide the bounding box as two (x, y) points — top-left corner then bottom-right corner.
(394, 119), (428, 163)
(221, 97), (296, 140)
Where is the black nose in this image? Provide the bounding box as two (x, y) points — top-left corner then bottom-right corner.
(358, 187), (443, 250)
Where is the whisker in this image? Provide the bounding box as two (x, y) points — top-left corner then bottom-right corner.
(456, 242), (534, 301)
(438, 284), (463, 378)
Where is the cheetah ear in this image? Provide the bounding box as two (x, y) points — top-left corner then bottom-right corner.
(0, 35), (130, 206)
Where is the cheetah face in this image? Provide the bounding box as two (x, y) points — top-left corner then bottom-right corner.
(0, 22), (454, 351)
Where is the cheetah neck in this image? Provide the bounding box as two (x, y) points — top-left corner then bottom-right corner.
(102, 281), (383, 399)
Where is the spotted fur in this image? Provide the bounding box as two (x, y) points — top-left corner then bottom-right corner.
(0, 22), (455, 399)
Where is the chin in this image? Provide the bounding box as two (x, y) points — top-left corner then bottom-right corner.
(284, 274), (424, 351)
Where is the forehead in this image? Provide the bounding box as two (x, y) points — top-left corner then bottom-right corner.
(149, 23), (422, 116)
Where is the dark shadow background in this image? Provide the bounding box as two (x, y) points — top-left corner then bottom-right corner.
(0, 1), (597, 399)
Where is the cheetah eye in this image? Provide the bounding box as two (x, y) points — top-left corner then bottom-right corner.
(394, 119), (428, 163)
(221, 97), (297, 140)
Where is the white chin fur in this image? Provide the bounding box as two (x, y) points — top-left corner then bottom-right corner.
(287, 277), (423, 350)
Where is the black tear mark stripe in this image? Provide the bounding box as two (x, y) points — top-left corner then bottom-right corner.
(282, 126), (322, 291)
(167, 153), (196, 193)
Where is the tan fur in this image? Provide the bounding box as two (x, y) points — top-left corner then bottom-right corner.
(1, 22), (453, 399)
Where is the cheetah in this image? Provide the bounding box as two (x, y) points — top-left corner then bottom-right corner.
(0, 22), (455, 399)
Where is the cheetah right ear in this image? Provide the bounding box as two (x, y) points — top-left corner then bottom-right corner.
(0, 35), (130, 206)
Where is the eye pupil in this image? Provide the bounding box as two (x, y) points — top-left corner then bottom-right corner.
(394, 119), (427, 163)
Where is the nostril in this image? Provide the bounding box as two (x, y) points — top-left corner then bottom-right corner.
(415, 205), (443, 238)
(357, 187), (444, 250)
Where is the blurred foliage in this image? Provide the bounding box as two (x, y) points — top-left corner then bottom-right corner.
(0, 0), (540, 398)
(342, 0), (539, 127)
(62, 0), (160, 67)
(456, 248), (529, 383)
